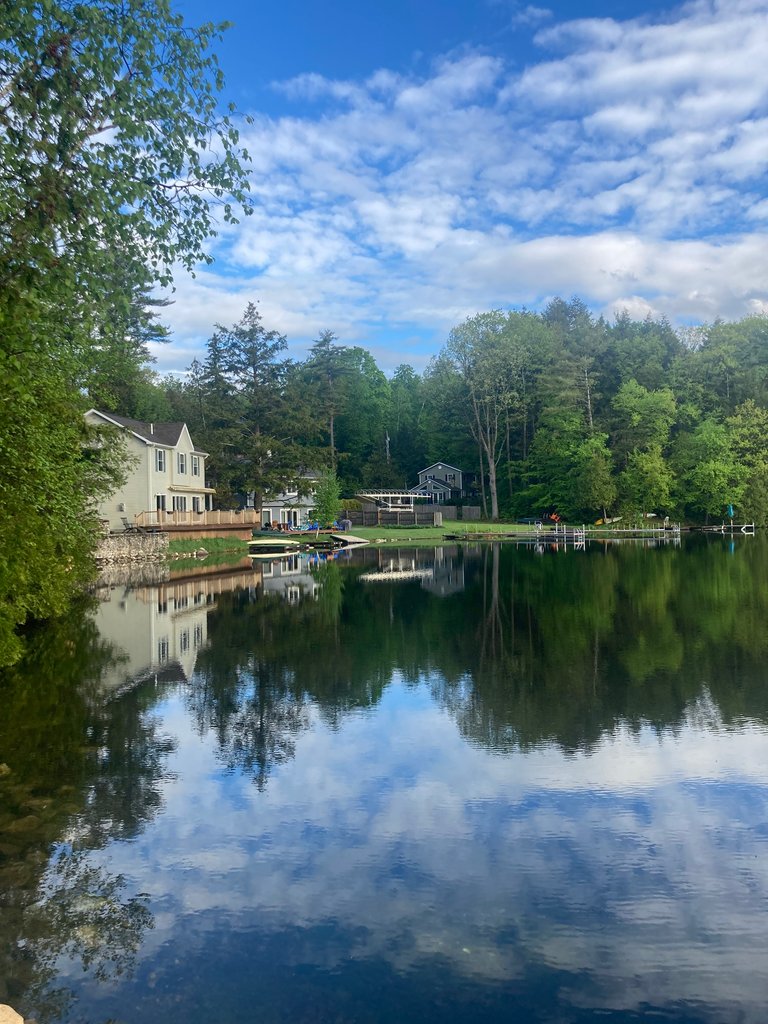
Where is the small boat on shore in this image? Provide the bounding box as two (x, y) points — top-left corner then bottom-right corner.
(248, 537), (301, 554)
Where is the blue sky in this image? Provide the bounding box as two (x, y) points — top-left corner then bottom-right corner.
(161, 0), (768, 375)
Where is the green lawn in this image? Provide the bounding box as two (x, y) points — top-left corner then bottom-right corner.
(344, 522), (538, 544)
(168, 537), (249, 555)
(165, 524), (540, 556)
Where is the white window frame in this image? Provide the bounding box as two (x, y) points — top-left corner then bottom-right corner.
(178, 452), (187, 474)
(191, 455), (200, 476)
(156, 449), (166, 472)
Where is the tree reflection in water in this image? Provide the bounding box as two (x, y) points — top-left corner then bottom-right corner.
(182, 537), (768, 778)
(0, 603), (171, 1019)
(1, 538), (768, 1021)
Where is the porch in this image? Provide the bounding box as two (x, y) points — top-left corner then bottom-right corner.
(132, 509), (261, 540)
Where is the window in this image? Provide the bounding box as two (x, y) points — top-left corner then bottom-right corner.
(179, 629), (190, 654)
(173, 496), (187, 512)
(157, 638), (169, 663)
(192, 496), (202, 513)
(156, 449), (166, 472)
(192, 455), (200, 476)
(178, 452), (186, 474)
(156, 494), (167, 512)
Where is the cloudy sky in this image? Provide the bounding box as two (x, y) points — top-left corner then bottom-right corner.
(68, 680), (768, 1022)
(162, 0), (768, 375)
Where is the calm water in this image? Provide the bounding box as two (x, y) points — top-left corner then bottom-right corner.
(1, 536), (768, 1024)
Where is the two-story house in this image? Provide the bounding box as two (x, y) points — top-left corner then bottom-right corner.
(250, 470), (320, 528)
(410, 462), (464, 503)
(86, 410), (215, 530)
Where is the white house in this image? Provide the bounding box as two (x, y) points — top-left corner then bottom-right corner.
(410, 462), (464, 503)
(86, 410), (215, 531)
(251, 471), (320, 528)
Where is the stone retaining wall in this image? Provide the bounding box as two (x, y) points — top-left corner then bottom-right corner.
(93, 563), (172, 591)
(95, 532), (169, 565)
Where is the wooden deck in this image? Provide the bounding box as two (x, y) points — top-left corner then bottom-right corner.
(135, 509), (261, 530)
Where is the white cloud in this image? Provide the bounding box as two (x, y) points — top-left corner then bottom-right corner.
(156, 0), (768, 374)
(70, 682), (768, 1021)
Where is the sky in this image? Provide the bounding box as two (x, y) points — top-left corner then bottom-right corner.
(160, 0), (768, 376)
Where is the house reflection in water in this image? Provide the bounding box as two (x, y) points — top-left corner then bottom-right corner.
(359, 546), (465, 597)
(91, 560), (263, 694)
(260, 554), (321, 603)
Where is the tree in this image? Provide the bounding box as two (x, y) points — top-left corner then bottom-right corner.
(302, 331), (348, 470)
(522, 409), (585, 518)
(332, 347), (391, 488)
(1, 0), (251, 291)
(312, 469), (341, 529)
(672, 419), (745, 521)
(612, 379), (677, 462)
(193, 305), (309, 510)
(83, 259), (173, 418)
(447, 311), (522, 519)
(420, 353), (476, 496)
(619, 445), (674, 517)
(727, 400), (768, 525)
(0, 0), (251, 664)
(571, 434), (617, 520)
(387, 364), (426, 485)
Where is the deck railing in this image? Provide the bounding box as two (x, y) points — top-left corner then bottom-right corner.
(135, 509), (261, 529)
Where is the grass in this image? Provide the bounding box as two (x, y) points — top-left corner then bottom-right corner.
(344, 522), (539, 545)
(168, 537), (249, 556)
(164, 525), (542, 557)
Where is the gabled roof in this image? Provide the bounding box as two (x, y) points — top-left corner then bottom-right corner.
(419, 462), (463, 476)
(410, 478), (452, 493)
(87, 410), (189, 448)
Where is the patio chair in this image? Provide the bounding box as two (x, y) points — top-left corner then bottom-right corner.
(121, 516), (139, 534)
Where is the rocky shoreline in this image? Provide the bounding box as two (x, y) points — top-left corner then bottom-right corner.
(95, 531), (169, 566)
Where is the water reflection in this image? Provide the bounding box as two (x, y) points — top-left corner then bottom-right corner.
(1, 537), (768, 1023)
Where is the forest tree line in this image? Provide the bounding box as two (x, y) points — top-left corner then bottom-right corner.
(97, 296), (768, 527)
(1, 0), (767, 667)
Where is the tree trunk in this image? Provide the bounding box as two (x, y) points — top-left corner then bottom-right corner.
(478, 440), (488, 519)
(488, 454), (499, 520)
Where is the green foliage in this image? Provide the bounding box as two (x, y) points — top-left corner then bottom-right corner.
(672, 419), (745, 519)
(0, 0), (252, 291)
(312, 469), (342, 528)
(619, 445), (674, 516)
(612, 379), (677, 459)
(192, 303), (308, 507)
(446, 310), (529, 518)
(168, 537), (248, 555)
(571, 433), (617, 518)
(0, 0), (251, 664)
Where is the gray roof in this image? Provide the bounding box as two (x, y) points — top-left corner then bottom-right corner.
(419, 462), (463, 476)
(410, 478), (452, 493)
(90, 410), (187, 447)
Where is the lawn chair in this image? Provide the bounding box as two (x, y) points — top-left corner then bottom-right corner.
(121, 516), (139, 534)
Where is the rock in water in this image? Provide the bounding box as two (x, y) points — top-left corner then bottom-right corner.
(0, 1005), (25, 1024)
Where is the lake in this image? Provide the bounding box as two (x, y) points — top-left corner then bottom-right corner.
(1, 535), (767, 1024)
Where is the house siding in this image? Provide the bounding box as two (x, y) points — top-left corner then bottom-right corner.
(412, 462), (464, 502)
(86, 411), (213, 530)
